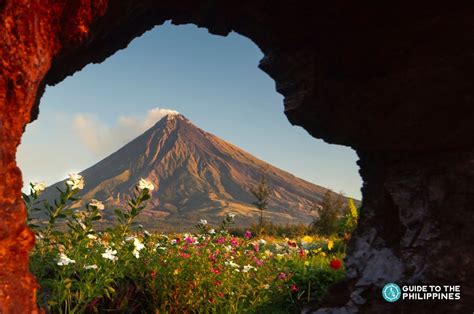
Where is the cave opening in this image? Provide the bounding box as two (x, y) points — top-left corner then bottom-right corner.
(17, 22), (362, 312)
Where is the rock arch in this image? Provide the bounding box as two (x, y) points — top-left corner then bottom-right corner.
(0, 1), (473, 312)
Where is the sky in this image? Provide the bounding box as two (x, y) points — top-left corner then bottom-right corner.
(17, 21), (362, 199)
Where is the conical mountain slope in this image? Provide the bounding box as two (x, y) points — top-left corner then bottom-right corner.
(41, 114), (333, 231)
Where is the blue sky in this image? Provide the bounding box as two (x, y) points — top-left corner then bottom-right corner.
(17, 21), (362, 198)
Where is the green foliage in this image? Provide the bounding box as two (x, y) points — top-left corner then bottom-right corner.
(309, 192), (360, 236)
(230, 222), (310, 238)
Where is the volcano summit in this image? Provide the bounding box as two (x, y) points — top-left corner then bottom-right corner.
(40, 114), (334, 230)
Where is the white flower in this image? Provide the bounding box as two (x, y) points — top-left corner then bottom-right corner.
(89, 199), (104, 210)
(263, 284), (270, 289)
(102, 248), (118, 261)
(32, 182), (46, 194)
(131, 238), (145, 259)
(57, 253), (76, 266)
(144, 230), (151, 237)
(87, 234), (97, 240)
(66, 173), (85, 190)
(228, 213), (236, 219)
(137, 178), (154, 191)
(259, 239), (267, 245)
(243, 265), (256, 273)
(155, 244), (166, 251)
(170, 239), (177, 245)
(224, 261), (239, 268)
(84, 264), (98, 270)
(208, 229), (216, 234)
(133, 238), (145, 250)
(200, 219), (208, 225)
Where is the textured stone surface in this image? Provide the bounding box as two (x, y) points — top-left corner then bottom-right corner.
(1, 1), (473, 312)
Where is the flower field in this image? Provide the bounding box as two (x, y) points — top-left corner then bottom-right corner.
(26, 176), (346, 313)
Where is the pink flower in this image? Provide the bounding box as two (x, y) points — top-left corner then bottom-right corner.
(278, 272), (287, 280)
(254, 258), (263, 266)
(244, 230), (252, 239)
(230, 237), (239, 247)
(185, 236), (195, 244)
(287, 240), (297, 248)
(215, 237), (226, 244)
(252, 243), (260, 253)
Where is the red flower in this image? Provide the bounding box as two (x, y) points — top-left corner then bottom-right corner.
(299, 248), (305, 258)
(329, 258), (343, 270)
(150, 270), (157, 279)
(290, 284), (298, 292)
(180, 252), (191, 259)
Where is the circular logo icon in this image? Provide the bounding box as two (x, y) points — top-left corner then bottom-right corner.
(382, 283), (401, 302)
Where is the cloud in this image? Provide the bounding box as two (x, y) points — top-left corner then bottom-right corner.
(118, 108), (179, 133)
(73, 107), (179, 156)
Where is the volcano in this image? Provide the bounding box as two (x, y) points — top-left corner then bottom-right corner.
(39, 113), (335, 231)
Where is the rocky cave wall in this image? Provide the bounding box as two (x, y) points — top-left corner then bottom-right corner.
(1, 1), (473, 313)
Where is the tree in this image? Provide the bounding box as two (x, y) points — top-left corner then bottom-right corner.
(338, 197), (359, 235)
(310, 190), (347, 236)
(250, 173), (271, 231)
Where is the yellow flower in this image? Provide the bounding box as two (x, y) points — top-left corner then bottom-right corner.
(327, 240), (334, 251)
(173, 269), (180, 275)
(304, 261), (310, 267)
(320, 252), (326, 257)
(301, 235), (313, 243)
